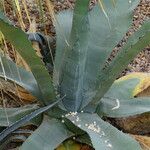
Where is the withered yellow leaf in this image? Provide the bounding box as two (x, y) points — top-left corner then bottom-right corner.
(56, 140), (81, 150)
(116, 72), (150, 97)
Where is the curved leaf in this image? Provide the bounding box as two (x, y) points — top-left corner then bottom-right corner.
(58, 0), (90, 111)
(28, 33), (54, 73)
(0, 100), (59, 144)
(104, 77), (141, 99)
(20, 116), (73, 150)
(115, 72), (150, 97)
(0, 12), (55, 105)
(97, 75), (150, 117)
(54, 10), (73, 86)
(81, 0), (140, 108)
(97, 97), (150, 118)
(105, 73), (150, 99)
(66, 113), (142, 150)
(0, 53), (42, 100)
(92, 20), (150, 105)
(54, 1), (140, 110)
(0, 104), (39, 127)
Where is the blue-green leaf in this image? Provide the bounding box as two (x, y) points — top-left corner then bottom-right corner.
(81, 0), (140, 108)
(66, 113), (142, 150)
(0, 104), (39, 127)
(97, 78), (150, 117)
(20, 116), (73, 150)
(54, 0), (140, 110)
(0, 12), (55, 105)
(92, 20), (150, 105)
(0, 100), (59, 144)
(58, 0), (90, 111)
(97, 97), (150, 118)
(104, 78), (140, 99)
(0, 53), (42, 100)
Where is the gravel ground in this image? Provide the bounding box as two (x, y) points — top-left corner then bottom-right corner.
(120, 0), (150, 75)
(2, 0), (150, 74)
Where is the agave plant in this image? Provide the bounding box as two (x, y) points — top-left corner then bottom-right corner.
(0, 0), (150, 149)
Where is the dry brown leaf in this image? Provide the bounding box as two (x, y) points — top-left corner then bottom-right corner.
(0, 78), (36, 103)
(15, 19), (41, 71)
(115, 113), (150, 135)
(28, 19), (42, 58)
(132, 135), (150, 150)
(15, 51), (31, 71)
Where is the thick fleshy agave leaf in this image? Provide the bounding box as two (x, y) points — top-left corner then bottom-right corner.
(66, 113), (142, 150)
(20, 116), (73, 150)
(114, 72), (150, 97)
(81, 0), (140, 108)
(105, 78), (140, 99)
(105, 73), (150, 99)
(53, 10), (72, 86)
(0, 104), (39, 127)
(58, 0), (90, 111)
(0, 12), (55, 105)
(0, 100), (59, 144)
(92, 20), (150, 105)
(54, 1), (140, 111)
(0, 53), (42, 100)
(97, 74), (150, 118)
(97, 97), (150, 118)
